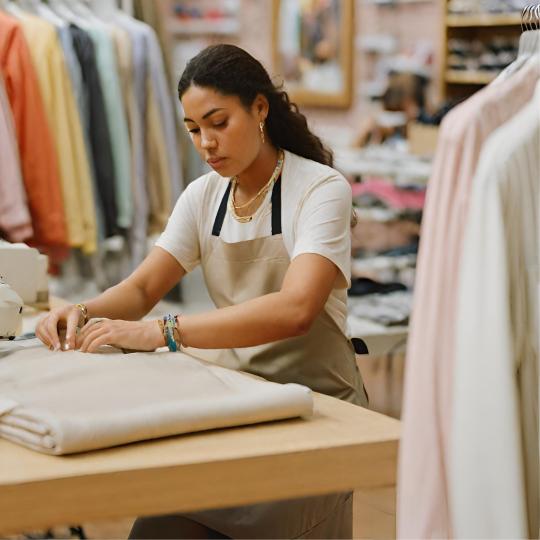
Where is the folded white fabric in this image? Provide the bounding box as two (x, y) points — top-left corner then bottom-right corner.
(0, 344), (313, 455)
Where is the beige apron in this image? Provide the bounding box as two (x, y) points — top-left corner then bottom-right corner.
(183, 176), (367, 538)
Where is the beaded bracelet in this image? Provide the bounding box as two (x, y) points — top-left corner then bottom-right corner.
(162, 314), (182, 352)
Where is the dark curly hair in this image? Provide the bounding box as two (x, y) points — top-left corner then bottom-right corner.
(177, 44), (333, 167)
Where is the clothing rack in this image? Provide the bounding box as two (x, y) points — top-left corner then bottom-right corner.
(0, 0), (183, 287)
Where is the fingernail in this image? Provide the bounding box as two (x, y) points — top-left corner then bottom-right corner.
(54, 343), (60, 351)
(63, 343), (70, 351)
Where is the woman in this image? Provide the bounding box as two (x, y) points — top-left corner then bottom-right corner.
(36, 44), (368, 539)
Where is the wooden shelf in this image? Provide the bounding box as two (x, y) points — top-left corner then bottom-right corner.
(167, 18), (240, 36)
(446, 12), (522, 27)
(441, 1), (522, 100)
(445, 69), (499, 84)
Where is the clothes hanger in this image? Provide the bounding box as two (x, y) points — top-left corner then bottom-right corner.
(33, 0), (66, 27)
(47, 0), (85, 25)
(518, 5), (540, 57)
(494, 4), (540, 82)
(68, 0), (103, 24)
(4, 0), (26, 17)
(88, 0), (122, 26)
(533, 5), (540, 52)
(90, 0), (118, 17)
(18, 0), (59, 22)
(16, 0), (36, 12)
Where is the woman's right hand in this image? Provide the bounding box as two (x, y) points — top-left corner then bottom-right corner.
(35, 304), (86, 351)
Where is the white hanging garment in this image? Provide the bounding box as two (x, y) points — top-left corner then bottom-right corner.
(494, 28), (540, 82)
(397, 59), (539, 540)
(451, 82), (540, 538)
(0, 344), (313, 455)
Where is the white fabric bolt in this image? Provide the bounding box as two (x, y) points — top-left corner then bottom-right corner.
(0, 344), (313, 455)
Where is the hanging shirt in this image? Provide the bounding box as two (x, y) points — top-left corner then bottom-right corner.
(144, 24), (183, 202)
(69, 24), (118, 239)
(55, 25), (84, 135)
(115, 13), (182, 202)
(452, 82), (540, 539)
(156, 150), (353, 338)
(55, 23), (105, 242)
(146, 81), (172, 234)
(397, 60), (540, 539)
(110, 24), (148, 267)
(110, 13), (173, 235)
(0, 12), (68, 252)
(0, 71), (31, 242)
(111, 15), (149, 267)
(19, 14), (97, 254)
(81, 22), (133, 230)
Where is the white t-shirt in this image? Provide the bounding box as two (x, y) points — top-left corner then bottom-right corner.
(156, 150), (352, 336)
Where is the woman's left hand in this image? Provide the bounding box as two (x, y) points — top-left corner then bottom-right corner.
(76, 319), (165, 353)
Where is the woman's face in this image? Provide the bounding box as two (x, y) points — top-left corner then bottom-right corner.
(181, 85), (267, 177)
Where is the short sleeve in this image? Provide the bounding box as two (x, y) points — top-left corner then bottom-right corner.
(292, 176), (352, 289)
(155, 180), (201, 272)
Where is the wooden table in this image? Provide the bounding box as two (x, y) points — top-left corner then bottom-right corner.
(1, 297), (400, 535)
(0, 391), (400, 535)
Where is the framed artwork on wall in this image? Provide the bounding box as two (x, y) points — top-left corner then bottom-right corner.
(272, 0), (354, 108)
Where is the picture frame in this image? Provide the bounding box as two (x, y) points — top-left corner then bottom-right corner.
(272, 0), (354, 108)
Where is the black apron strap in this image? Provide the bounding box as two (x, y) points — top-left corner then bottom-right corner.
(211, 181), (232, 237)
(352, 337), (369, 355)
(271, 174), (282, 236)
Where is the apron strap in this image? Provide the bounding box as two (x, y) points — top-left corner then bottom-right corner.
(352, 337), (369, 355)
(211, 175), (283, 237)
(271, 174), (282, 235)
(211, 182), (232, 237)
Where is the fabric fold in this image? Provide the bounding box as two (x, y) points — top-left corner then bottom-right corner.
(0, 346), (313, 455)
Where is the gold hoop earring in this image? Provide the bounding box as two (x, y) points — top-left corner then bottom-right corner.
(259, 121), (265, 144)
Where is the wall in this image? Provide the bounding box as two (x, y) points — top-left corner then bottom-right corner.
(238, 0), (444, 137)
(165, 0), (444, 140)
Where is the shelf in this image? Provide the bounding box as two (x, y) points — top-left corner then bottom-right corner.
(167, 18), (240, 36)
(446, 12), (522, 27)
(365, 0), (433, 4)
(445, 69), (499, 84)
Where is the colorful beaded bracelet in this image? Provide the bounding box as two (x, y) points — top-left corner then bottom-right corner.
(162, 314), (181, 352)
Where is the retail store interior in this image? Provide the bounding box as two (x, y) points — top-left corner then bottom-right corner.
(0, 0), (538, 539)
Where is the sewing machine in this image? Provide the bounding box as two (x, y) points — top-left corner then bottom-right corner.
(0, 241), (49, 339)
(0, 241), (49, 305)
(0, 279), (23, 339)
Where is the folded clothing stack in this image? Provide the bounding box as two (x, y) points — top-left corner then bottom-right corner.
(348, 277), (408, 297)
(351, 179), (426, 212)
(0, 345), (313, 455)
(447, 37), (519, 73)
(447, 0), (523, 14)
(348, 290), (412, 327)
(349, 173), (424, 324)
(351, 178), (423, 259)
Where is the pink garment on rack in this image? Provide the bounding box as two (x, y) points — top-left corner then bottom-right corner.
(397, 60), (540, 539)
(0, 71), (32, 241)
(351, 179), (426, 210)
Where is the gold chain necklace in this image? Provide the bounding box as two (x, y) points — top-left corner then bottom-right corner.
(232, 176), (272, 210)
(229, 150), (284, 223)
